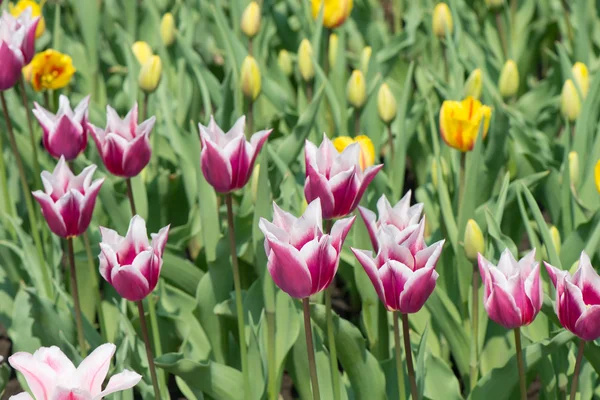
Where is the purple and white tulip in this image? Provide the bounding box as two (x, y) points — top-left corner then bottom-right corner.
(0, 9), (39, 90)
(32, 157), (104, 238)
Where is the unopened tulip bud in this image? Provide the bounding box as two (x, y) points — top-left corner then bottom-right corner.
(328, 33), (338, 68)
(464, 68), (483, 99)
(160, 13), (176, 46)
(347, 70), (366, 108)
(278, 50), (293, 76)
(361, 46), (372, 75)
(550, 226), (561, 257)
(241, 56), (261, 101)
(464, 219), (484, 262)
(595, 160), (600, 194)
(568, 151), (579, 187)
(498, 60), (519, 98)
(572, 62), (589, 98)
(241, 1), (261, 38)
(433, 3), (453, 38)
(561, 79), (581, 121)
(132, 41), (153, 65)
(138, 55), (162, 93)
(485, 0), (504, 9)
(298, 39), (314, 82)
(251, 164), (260, 202)
(377, 83), (397, 124)
(431, 157), (450, 189)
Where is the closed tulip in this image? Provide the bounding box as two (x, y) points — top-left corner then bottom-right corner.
(347, 69), (366, 108)
(377, 83), (397, 124)
(561, 79), (581, 121)
(160, 13), (176, 46)
(9, 343), (141, 400)
(298, 39), (314, 82)
(32, 157), (104, 238)
(464, 219), (484, 262)
(99, 215), (169, 302)
(32, 95), (90, 161)
(360, 46), (372, 75)
(546, 252), (600, 340)
(498, 59), (519, 98)
(199, 115), (271, 193)
(241, 1), (261, 38)
(0, 10), (39, 90)
(433, 3), (453, 38)
(568, 151), (579, 187)
(132, 41), (153, 65)
(478, 249), (542, 329)
(440, 96), (492, 152)
(352, 219), (445, 313)
(138, 55), (162, 93)
(572, 62), (589, 98)
(311, 0), (353, 29)
(259, 198), (355, 298)
(304, 134), (383, 219)
(358, 191), (423, 252)
(278, 49), (293, 76)
(88, 104), (156, 178)
(464, 68), (482, 99)
(240, 55), (261, 100)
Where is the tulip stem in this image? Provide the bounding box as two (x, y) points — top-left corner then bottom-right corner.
(67, 238), (87, 356)
(247, 101), (254, 137)
(225, 194), (251, 399)
(514, 327), (527, 400)
(393, 312), (407, 400)
(495, 12), (508, 59)
(325, 288), (341, 400)
(0, 91), (51, 297)
(147, 294), (168, 399)
(354, 109), (360, 137)
(136, 301), (161, 400)
(142, 92), (149, 121)
(401, 313), (418, 400)
(18, 78), (42, 190)
(266, 300), (278, 400)
(470, 262), (479, 390)
(387, 124), (395, 166)
(82, 232), (107, 340)
(0, 120), (15, 239)
(125, 178), (137, 215)
(303, 298), (321, 400)
(560, 0), (574, 44)
(570, 340), (585, 400)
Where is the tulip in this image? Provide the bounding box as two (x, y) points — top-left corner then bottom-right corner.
(27, 49), (76, 91)
(278, 49), (293, 76)
(4, 7), (39, 64)
(595, 160), (600, 194)
(240, 55), (261, 101)
(259, 198), (355, 298)
(311, 0), (353, 29)
(360, 46), (372, 75)
(498, 59), (519, 98)
(572, 62), (589, 98)
(160, 13), (176, 47)
(478, 249), (542, 329)
(332, 134), (375, 171)
(298, 39), (314, 82)
(138, 55), (162, 93)
(9, 343), (141, 400)
(347, 69), (366, 108)
(32, 95), (90, 161)
(88, 103), (156, 178)
(328, 33), (338, 68)
(568, 151), (579, 187)
(99, 215), (169, 302)
(0, 10), (39, 90)
(433, 3), (453, 38)
(550, 226), (561, 257)
(9, 0), (44, 38)
(561, 79), (581, 121)
(377, 83), (397, 124)
(358, 191), (423, 252)
(464, 68), (483, 99)
(545, 252), (600, 340)
(32, 157), (104, 238)
(241, 1), (261, 38)
(464, 219), (484, 262)
(132, 41), (153, 65)
(305, 134), (383, 219)
(199, 115), (271, 193)
(352, 219), (444, 313)
(440, 96), (492, 152)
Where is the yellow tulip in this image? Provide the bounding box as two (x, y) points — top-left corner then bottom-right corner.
(241, 1), (261, 38)
(464, 219), (484, 262)
(595, 160), (600, 194)
(298, 39), (315, 82)
(328, 33), (338, 68)
(549, 226), (561, 257)
(139, 55), (162, 93)
(572, 62), (589, 98)
(160, 13), (176, 47)
(347, 70), (366, 108)
(464, 68), (482, 99)
(311, 0), (353, 29)
(28, 49), (76, 91)
(498, 59), (519, 98)
(10, 0), (45, 38)
(241, 55), (261, 101)
(433, 3), (453, 38)
(377, 83), (397, 124)
(568, 151), (579, 187)
(360, 46), (372, 75)
(132, 41), (154, 65)
(278, 50), (293, 77)
(332, 135), (375, 170)
(440, 97), (492, 152)
(561, 79), (581, 121)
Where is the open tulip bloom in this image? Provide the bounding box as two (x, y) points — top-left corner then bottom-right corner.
(0, 9), (38, 91)
(88, 104), (155, 178)
(305, 134), (383, 219)
(199, 115), (271, 193)
(33, 95), (90, 160)
(32, 157), (104, 238)
(8, 343), (141, 400)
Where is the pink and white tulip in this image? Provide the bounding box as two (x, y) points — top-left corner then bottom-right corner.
(199, 115), (271, 193)
(32, 157), (104, 238)
(352, 219), (444, 313)
(358, 191), (423, 252)
(305, 135), (383, 219)
(88, 104), (155, 178)
(478, 249), (542, 329)
(33, 95), (90, 161)
(258, 198), (355, 298)
(8, 343), (141, 400)
(545, 251), (600, 341)
(0, 9), (39, 90)
(99, 215), (169, 302)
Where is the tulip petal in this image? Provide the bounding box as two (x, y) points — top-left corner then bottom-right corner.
(517, 249), (537, 276)
(414, 239), (444, 272)
(351, 248), (385, 305)
(258, 217), (290, 254)
(330, 216), (355, 252)
(96, 370), (142, 399)
(329, 167), (359, 217)
(399, 262), (439, 313)
(265, 235), (312, 298)
(57, 190), (85, 236)
(133, 250), (158, 292)
(380, 260), (413, 311)
(200, 135), (233, 193)
(358, 206), (379, 252)
(402, 218), (426, 255)
(9, 352), (56, 400)
(33, 346), (76, 376)
(496, 248), (519, 277)
(76, 343), (116, 396)
(290, 198), (322, 250)
(272, 202), (297, 231)
(135, 116), (156, 139)
(523, 262), (542, 324)
(110, 265), (151, 302)
(349, 164), (383, 212)
(224, 134), (250, 189)
(301, 236), (337, 293)
(48, 115), (85, 160)
(53, 387), (92, 400)
(32, 190), (68, 237)
(544, 262), (568, 290)
(574, 305), (600, 341)
(560, 280), (586, 332)
(150, 225), (170, 257)
(125, 215), (150, 254)
(102, 134), (129, 176)
(99, 226), (124, 249)
(304, 167), (335, 219)
(572, 251), (600, 306)
(0, 42), (24, 91)
(377, 231), (415, 270)
(9, 393), (34, 400)
(485, 282), (522, 329)
(121, 132), (152, 177)
(478, 253), (493, 302)
(99, 243), (119, 285)
(246, 129), (271, 179)
(77, 178), (104, 234)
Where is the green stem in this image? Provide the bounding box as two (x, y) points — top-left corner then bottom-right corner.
(354, 108), (360, 137)
(495, 12), (508, 59)
(18, 78), (41, 189)
(303, 298), (321, 400)
(470, 262), (479, 390)
(82, 232), (107, 340)
(560, 0), (574, 44)
(510, 0), (517, 42)
(136, 301), (161, 400)
(264, 275), (278, 400)
(325, 289), (341, 400)
(393, 312), (407, 400)
(67, 238), (87, 356)
(225, 194), (251, 399)
(147, 294), (168, 399)
(125, 178), (137, 215)
(0, 120), (15, 238)
(458, 152), (466, 207)
(569, 340), (585, 400)
(401, 313), (418, 400)
(387, 124), (395, 166)
(0, 91), (50, 297)
(514, 327), (527, 400)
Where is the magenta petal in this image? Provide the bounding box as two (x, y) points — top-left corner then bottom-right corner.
(358, 206), (379, 252)
(48, 115), (85, 161)
(329, 216), (355, 252)
(134, 250), (158, 292)
(544, 262), (567, 291)
(0, 43), (23, 91)
(304, 170), (335, 219)
(300, 236), (337, 294)
(52, 387), (91, 400)
(351, 247), (386, 306)
(349, 164), (383, 212)
(33, 346), (76, 376)
(485, 283), (522, 329)
(200, 136), (233, 193)
(414, 239), (444, 271)
(246, 129), (272, 180)
(111, 265), (151, 301)
(329, 168), (359, 217)
(272, 202), (297, 231)
(150, 225), (170, 258)
(21, 18), (39, 63)
(523, 263), (542, 324)
(99, 243), (118, 285)
(560, 280), (586, 333)
(574, 305), (600, 341)
(77, 178), (104, 234)
(57, 190), (84, 236)
(290, 198), (322, 250)
(102, 134), (129, 176)
(399, 264), (439, 313)
(572, 251), (600, 306)
(380, 260), (413, 311)
(265, 235), (312, 298)
(32, 191), (68, 237)
(122, 132), (152, 177)
(224, 134), (251, 189)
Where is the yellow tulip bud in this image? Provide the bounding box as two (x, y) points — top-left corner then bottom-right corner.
(377, 83), (397, 124)
(549, 226), (561, 257)
(251, 163), (260, 202)
(241, 1), (261, 38)
(298, 39), (315, 82)
(568, 151), (579, 187)
(160, 13), (176, 47)
(138, 55), (162, 93)
(498, 60), (519, 98)
(485, 0), (504, 9)
(440, 97), (492, 152)
(241, 55), (261, 101)
(464, 68), (483, 99)
(595, 160), (600, 194)
(361, 46), (372, 75)
(433, 3), (453, 38)
(132, 41), (153, 65)
(328, 33), (338, 68)
(572, 62), (589, 99)
(278, 50), (293, 77)
(561, 79), (581, 121)
(347, 70), (366, 108)
(464, 219), (484, 262)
